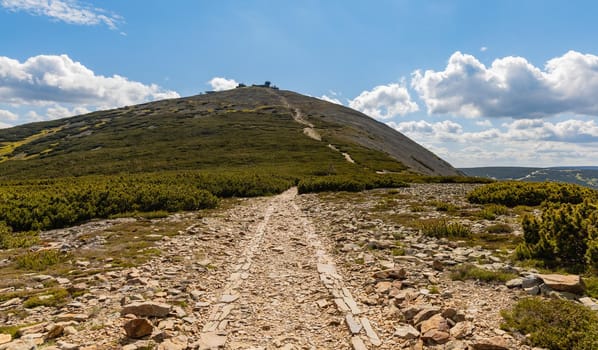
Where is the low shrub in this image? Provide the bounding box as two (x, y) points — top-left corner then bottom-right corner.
(419, 219), (471, 238)
(429, 201), (457, 212)
(501, 297), (598, 350)
(450, 264), (517, 282)
(297, 174), (408, 194)
(16, 249), (70, 271)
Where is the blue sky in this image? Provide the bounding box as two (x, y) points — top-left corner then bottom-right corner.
(1, 0), (598, 167)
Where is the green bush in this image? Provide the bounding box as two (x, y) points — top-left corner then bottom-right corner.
(16, 249), (69, 271)
(585, 277), (598, 298)
(419, 219), (471, 238)
(450, 264), (517, 282)
(501, 297), (598, 350)
(0, 222), (39, 249)
(468, 181), (597, 207)
(516, 201), (598, 272)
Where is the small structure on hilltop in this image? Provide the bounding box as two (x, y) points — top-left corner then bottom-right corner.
(238, 81), (279, 90)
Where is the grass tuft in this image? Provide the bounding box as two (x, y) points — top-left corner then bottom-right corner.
(419, 219), (471, 238)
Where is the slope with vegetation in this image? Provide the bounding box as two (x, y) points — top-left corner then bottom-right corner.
(0, 87), (474, 235)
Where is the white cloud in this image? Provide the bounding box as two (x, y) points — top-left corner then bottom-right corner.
(26, 110), (44, 121)
(45, 105), (89, 119)
(348, 83), (418, 120)
(320, 95), (343, 105)
(412, 50), (598, 119)
(1, 0), (122, 29)
(0, 109), (18, 121)
(480, 46), (488, 52)
(0, 54), (179, 108)
(475, 119), (493, 127)
(208, 77), (238, 91)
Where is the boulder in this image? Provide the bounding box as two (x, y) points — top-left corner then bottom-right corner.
(124, 318), (153, 339)
(421, 329), (450, 345)
(0, 334), (11, 345)
(413, 306), (441, 325)
(420, 314), (449, 334)
(121, 302), (171, 317)
(44, 325), (64, 340)
(521, 275), (542, 288)
(537, 274), (585, 294)
(375, 281), (392, 294)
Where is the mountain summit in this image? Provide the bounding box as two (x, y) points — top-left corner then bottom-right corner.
(0, 86), (459, 179)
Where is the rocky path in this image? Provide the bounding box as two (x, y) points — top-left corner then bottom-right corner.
(221, 188), (356, 349)
(1, 188), (378, 350)
(3, 184), (596, 350)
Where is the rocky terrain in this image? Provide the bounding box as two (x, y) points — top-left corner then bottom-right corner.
(1, 184), (597, 349)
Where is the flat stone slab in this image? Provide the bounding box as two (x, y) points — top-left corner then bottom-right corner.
(198, 332), (227, 350)
(345, 314), (362, 334)
(537, 274), (585, 294)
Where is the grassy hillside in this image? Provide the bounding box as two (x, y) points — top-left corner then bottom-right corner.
(0, 89), (422, 179)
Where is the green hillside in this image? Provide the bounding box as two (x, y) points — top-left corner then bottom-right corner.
(0, 87), (459, 179)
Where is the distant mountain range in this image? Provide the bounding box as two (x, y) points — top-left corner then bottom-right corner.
(460, 166), (598, 189)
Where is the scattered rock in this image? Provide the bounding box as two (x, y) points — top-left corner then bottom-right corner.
(375, 281), (392, 294)
(450, 321), (474, 339)
(505, 278), (522, 289)
(579, 296), (598, 311)
(471, 336), (509, 350)
(0, 334), (11, 345)
(394, 324), (420, 339)
(17, 324), (45, 337)
(372, 268), (406, 280)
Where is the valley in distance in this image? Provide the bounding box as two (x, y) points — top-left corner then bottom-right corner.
(0, 85), (597, 350)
